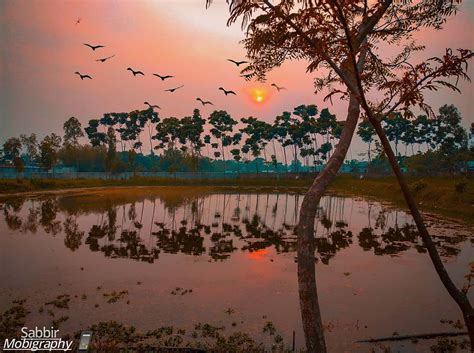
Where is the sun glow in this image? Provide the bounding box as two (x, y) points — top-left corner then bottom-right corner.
(251, 88), (266, 104)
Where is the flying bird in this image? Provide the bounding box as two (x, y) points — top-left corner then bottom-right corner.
(127, 67), (145, 76)
(219, 87), (236, 96)
(227, 59), (248, 67)
(153, 73), (174, 81)
(196, 98), (213, 106)
(165, 85), (184, 93)
(240, 73), (253, 80)
(96, 55), (115, 63)
(271, 83), (286, 92)
(76, 18), (82, 25)
(75, 72), (92, 80)
(144, 102), (161, 110)
(83, 43), (105, 51)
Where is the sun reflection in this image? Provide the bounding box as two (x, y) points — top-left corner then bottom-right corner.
(246, 249), (270, 261)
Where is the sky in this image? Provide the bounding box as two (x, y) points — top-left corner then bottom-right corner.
(1, 0), (473, 158)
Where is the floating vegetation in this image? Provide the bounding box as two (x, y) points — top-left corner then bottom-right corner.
(171, 287), (193, 296)
(440, 319), (465, 330)
(103, 290), (129, 303)
(45, 294), (71, 309)
(263, 321), (276, 336)
(71, 320), (294, 353)
(51, 315), (69, 329)
(430, 337), (470, 353)
(0, 299), (29, 340)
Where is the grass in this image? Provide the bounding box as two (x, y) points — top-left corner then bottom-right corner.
(0, 176), (312, 194)
(328, 175), (474, 225)
(0, 174), (472, 224)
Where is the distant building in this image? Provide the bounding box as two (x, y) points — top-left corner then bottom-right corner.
(0, 164), (77, 179)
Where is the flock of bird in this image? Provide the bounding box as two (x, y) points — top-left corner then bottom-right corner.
(75, 40), (286, 110)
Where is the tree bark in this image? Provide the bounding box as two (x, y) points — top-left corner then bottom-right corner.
(297, 93), (361, 353)
(370, 118), (474, 347)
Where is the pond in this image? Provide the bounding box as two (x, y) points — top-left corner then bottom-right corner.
(0, 187), (472, 352)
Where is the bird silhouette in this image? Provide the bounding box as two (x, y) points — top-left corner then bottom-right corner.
(165, 85), (184, 93)
(76, 18), (81, 25)
(227, 59), (248, 67)
(127, 67), (145, 76)
(144, 102), (161, 110)
(75, 72), (92, 80)
(219, 87), (236, 96)
(96, 55), (115, 63)
(271, 83), (286, 91)
(240, 73), (253, 80)
(196, 98), (213, 106)
(83, 43), (105, 51)
(153, 73), (174, 81)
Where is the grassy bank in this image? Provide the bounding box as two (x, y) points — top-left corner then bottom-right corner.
(328, 175), (474, 225)
(0, 176), (312, 194)
(0, 175), (472, 224)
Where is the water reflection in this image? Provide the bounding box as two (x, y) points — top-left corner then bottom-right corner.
(1, 192), (468, 264)
(1, 190), (472, 352)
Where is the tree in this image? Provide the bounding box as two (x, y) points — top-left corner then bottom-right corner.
(241, 117), (273, 172)
(63, 117), (84, 147)
(84, 119), (106, 147)
(39, 133), (62, 172)
(3, 137), (24, 175)
(383, 113), (408, 157)
(273, 112), (292, 168)
(414, 115), (435, 152)
(20, 133), (39, 164)
(209, 0), (474, 350)
(357, 120), (375, 162)
(208, 110), (237, 171)
(105, 127), (117, 173)
(154, 117), (182, 172)
(180, 109), (206, 171)
(135, 108), (160, 155)
(294, 105), (320, 168)
(434, 104), (467, 155)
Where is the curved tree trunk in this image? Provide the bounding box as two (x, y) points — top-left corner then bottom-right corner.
(370, 118), (474, 346)
(297, 93), (361, 353)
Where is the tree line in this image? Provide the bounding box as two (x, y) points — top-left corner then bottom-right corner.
(1, 103), (472, 175)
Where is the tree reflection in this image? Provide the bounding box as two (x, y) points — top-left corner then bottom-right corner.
(40, 199), (62, 235)
(1, 193), (469, 264)
(63, 216), (84, 251)
(3, 199), (24, 231)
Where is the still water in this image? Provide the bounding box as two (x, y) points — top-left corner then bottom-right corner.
(0, 187), (472, 352)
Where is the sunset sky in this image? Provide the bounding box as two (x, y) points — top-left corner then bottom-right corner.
(1, 0), (473, 156)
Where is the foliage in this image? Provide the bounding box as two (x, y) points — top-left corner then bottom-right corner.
(39, 133), (62, 171)
(2, 137), (24, 174)
(63, 117), (84, 147)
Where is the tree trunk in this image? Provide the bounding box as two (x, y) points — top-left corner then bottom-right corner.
(282, 145), (288, 170)
(370, 118), (474, 346)
(148, 123), (154, 155)
(297, 93), (361, 353)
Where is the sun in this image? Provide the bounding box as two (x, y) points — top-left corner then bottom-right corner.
(246, 87), (269, 105)
(252, 88), (266, 103)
